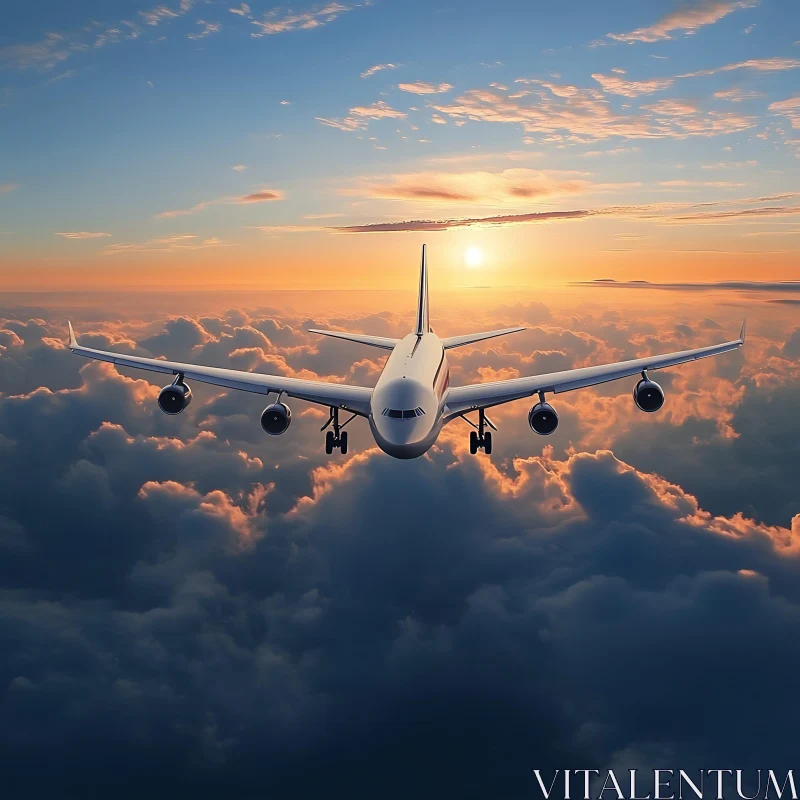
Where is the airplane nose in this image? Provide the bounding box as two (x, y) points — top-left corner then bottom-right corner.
(370, 415), (433, 459)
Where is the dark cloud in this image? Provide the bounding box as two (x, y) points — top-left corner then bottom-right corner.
(333, 210), (593, 233)
(0, 297), (798, 798)
(237, 189), (284, 204)
(577, 279), (800, 293)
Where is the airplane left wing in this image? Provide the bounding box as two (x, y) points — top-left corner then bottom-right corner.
(68, 322), (372, 415)
(444, 322), (745, 419)
(307, 329), (399, 350)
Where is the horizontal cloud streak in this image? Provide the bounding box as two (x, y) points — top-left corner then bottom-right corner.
(607, 0), (758, 43)
(155, 189), (284, 218)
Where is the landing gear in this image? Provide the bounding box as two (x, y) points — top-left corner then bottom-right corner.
(466, 409), (495, 455)
(321, 407), (355, 455)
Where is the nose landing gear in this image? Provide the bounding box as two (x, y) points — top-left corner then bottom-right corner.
(466, 408), (495, 455)
(321, 407), (356, 454)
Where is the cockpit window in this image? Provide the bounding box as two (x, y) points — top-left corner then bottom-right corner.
(382, 407), (425, 419)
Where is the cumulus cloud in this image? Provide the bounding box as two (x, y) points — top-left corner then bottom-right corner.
(431, 83), (755, 141)
(607, 0), (759, 43)
(591, 73), (674, 97)
(0, 332), (799, 797)
(397, 81), (454, 95)
(769, 96), (800, 128)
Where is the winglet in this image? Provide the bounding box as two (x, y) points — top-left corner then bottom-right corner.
(68, 321), (77, 348)
(740, 318), (747, 344)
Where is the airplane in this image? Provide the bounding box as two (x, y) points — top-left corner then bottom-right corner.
(68, 244), (746, 460)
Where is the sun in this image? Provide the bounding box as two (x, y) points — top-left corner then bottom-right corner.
(464, 246), (483, 268)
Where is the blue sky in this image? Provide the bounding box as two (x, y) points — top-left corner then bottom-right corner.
(1, 0), (799, 287)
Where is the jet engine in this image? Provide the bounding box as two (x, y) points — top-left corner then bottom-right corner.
(633, 377), (665, 412)
(261, 402), (292, 435)
(158, 380), (192, 415)
(529, 401), (559, 435)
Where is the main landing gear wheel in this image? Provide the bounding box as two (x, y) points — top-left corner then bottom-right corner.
(321, 407), (355, 455)
(468, 409), (495, 455)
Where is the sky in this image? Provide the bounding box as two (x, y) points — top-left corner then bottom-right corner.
(1, 2), (800, 797)
(1, 0), (800, 289)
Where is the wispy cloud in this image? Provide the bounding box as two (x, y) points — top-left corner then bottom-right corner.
(270, 193), (800, 233)
(398, 82), (453, 95)
(250, 2), (357, 36)
(187, 20), (221, 39)
(155, 189), (284, 218)
(139, 5), (180, 26)
(0, 183), (18, 193)
(658, 179), (746, 188)
(678, 57), (800, 78)
(714, 87), (763, 102)
(54, 231), (111, 239)
(104, 235), (229, 254)
(0, 34), (70, 70)
(361, 63), (399, 79)
(249, 224), (330, 235)
(232, 164), (247, 171)
(317, 100), (406, 131)
(607, 0), (758, 44)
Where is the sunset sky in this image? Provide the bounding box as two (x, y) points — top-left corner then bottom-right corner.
(2, 0), (800, 288)
(2, 4), (800, 796)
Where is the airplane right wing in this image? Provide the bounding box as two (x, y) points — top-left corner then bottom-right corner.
(68, 323), (373, 415)
(440, 327), (526, 349)
(444, 322), (745, 419)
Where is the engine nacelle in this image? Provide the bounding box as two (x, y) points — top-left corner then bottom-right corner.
(261, 402), (292, 435)
(158, 381), (192, 415)
(529, 401), (559, 435)
(633, 378), (665, 412)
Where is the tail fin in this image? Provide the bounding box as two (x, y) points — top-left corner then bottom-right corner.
(415, 244), (429, 335)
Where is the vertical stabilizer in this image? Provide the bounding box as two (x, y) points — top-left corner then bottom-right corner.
(415, 244), (430, 335)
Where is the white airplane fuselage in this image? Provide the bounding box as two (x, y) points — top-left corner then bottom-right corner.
(369, 332), (449, 459)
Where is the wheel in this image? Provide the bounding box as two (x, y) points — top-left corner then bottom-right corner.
(483, 431), (493, 455)
(469, 430), (478, 455)
(340, 431), (348, 455)
(325, 430), (335, 454)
